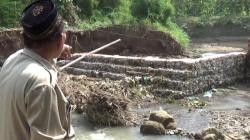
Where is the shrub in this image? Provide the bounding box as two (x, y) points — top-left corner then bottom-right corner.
(98, 0), (121, 12)
(131, 0), (175, 23)
(73, 0), (98, 17)
(0, 0), (25, 27)
(172, 0), (250, 17)
(73, 0), (123, 18)
(55, 0), (78, 24)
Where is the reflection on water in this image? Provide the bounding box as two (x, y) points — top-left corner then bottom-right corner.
(72, 113), (192, 140)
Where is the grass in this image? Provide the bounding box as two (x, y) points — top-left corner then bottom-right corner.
(71, 12), (190, 47)
(68, 0), (190, 47)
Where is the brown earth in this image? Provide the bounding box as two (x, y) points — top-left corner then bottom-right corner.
(0, 26), (184, 63)
(66, 25), (184, 56)
(0, 29), (23, 61)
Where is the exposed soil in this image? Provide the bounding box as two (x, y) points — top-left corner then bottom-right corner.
(0, 29), (23, 61)
(66, 25), (184, 56)
(0, 26), (184, 62)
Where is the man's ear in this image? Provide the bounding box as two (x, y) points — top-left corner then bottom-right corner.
(56, 33), (64, 49)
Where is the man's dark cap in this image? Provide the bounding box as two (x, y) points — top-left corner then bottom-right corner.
(21, 0), (63, 40)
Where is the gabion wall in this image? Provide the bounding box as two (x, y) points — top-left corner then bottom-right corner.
(58, 52), (247, 98)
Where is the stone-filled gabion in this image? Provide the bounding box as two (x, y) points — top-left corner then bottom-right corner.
(58, 52), (247, 97)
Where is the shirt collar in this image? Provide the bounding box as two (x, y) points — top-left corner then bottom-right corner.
(22, 48), (57, 71)
(22, 48), (58, 85)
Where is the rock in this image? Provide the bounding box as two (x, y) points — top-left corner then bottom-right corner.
(194, 133), (202, 140)
(75, 105), (85, 114)
(175, 128), (183, 135)
(165, 121), (177, 130)
(140, 121), (166, 135)
(235, 108), (241, 110)
(201, 128), (226, 140)
(244, 126), (250, 135)
(212, 89), (217, 93)
(169, 130), (174, 135)
(203, 134), (216, 140)
(149, 110), (176, 129)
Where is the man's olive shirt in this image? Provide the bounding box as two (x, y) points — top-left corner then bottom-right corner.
(0, 48), (75, 140)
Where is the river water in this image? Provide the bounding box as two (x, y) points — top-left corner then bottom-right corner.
(71, 82), (250, 140)
(72, 113), (192, 140)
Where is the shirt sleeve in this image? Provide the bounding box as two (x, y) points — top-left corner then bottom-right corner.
(26, 85), (67, 140)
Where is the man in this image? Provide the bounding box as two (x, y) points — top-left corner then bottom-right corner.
(0, 0), (75, 140)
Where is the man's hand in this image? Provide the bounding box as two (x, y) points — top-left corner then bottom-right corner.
(60, 44), (72, 59)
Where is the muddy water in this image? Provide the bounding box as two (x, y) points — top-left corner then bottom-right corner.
(72, 113), (192, 140)
(71, 83), (250, 140)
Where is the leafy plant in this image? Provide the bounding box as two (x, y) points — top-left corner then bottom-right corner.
(131, 0), (175, 23)
(0, 0), (25, 27)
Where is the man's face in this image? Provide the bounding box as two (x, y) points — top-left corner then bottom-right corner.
(55, 32), (67, 58)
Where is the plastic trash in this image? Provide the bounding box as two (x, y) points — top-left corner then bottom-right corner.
(203, 91), (213, 98)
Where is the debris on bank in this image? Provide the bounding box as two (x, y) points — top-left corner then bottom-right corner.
(182, 96), (206, 109)
(58, 73), (152, 126)
(85, 91), (137, 126)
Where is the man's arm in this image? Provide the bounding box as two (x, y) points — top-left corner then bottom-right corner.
(59, 44), (72, 59)
(26, 85), (67, 140)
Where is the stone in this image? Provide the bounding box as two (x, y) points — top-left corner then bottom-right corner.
(149, 110), (175, 129)
(169, 130), (174, 135)
(175, 128), (183, 135)
(194, 133), (202, 140)
(164, 121), (177, 130)
(201, 128), (226, 140)
(203, 134), (216, 140)
(140, 120), (166, 135)
(244, 126), (250, 135)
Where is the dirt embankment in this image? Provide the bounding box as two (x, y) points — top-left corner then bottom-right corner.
(0, 29), (23, 61)
(0, 26), (184, 63)
(66, 25), (184, 56)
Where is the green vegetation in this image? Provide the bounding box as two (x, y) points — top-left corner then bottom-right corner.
(0, 0), (25, 28)
(173, 0), (249, 17)
(172, 0), (250, 37)
(1, 0), (249, 46)
(0, 0), (190, 47)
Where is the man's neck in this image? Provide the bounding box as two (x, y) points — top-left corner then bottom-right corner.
(28, 47), (54, 62)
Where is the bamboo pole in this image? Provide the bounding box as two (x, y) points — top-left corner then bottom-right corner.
(59, 39), (121, 71)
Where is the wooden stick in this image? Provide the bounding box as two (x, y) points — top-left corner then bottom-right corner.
(59, 39), (121, 71)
